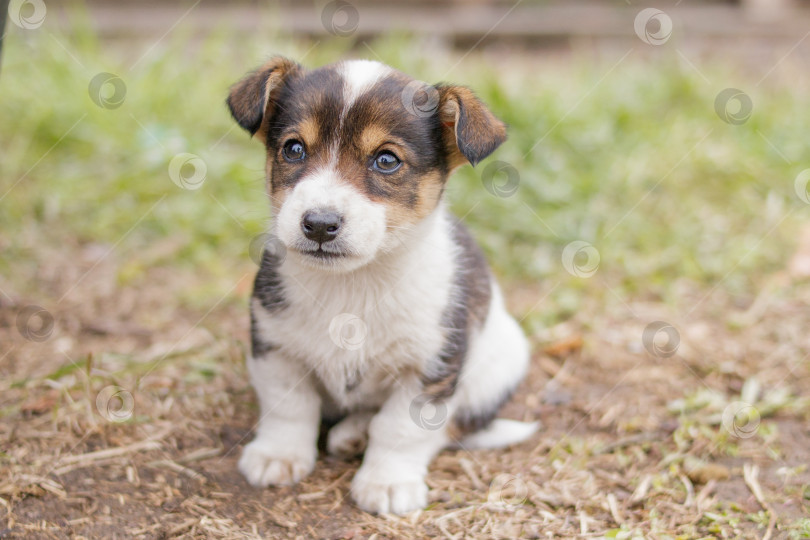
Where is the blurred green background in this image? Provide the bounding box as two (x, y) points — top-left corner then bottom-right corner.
(2, 2), (809, 333)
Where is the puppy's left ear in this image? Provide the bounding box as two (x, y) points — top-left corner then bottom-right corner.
(227, 56), (301, 143)
(436, 85), (507, 169)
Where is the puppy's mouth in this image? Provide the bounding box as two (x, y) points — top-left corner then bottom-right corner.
(289, 239), (369, 272)
(291, 240), (353, 261)
(301, 247), (347, 260)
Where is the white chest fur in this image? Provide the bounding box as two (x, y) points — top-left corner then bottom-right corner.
(252, 207), (457, 410)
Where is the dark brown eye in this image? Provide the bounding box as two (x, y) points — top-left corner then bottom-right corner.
(282, 140), (306, 162)
(372, 151), (401, 173)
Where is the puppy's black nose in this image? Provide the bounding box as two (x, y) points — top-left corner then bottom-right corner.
(301, 210), (342, 244)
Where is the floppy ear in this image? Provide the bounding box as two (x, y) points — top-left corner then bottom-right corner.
(436, 85), (507, 169)
(227, 56), (300, 143)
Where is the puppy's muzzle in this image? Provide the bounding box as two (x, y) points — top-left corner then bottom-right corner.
(301, 209), (343, 245)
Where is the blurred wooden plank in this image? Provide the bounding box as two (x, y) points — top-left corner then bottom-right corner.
(48, 2), (810, 42)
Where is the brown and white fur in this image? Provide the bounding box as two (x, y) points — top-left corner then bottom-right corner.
(227, 57), (536, 515)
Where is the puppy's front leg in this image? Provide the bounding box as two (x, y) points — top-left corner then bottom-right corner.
(351, 378), (451, 515)
(239, 352), (321, 487)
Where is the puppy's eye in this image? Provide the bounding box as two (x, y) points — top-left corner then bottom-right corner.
(372, 151), (402, 173)
(282, 140), (306, 162)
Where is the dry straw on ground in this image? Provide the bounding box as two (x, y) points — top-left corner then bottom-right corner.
(2, 244), (809, 539)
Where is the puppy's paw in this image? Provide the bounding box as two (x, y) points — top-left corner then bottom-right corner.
(327, 427), (367, 458)
(327, 413), (372, 458)
(351, 465), (428, 515)
(238, 439), (315, 487)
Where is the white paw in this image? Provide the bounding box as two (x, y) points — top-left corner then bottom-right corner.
(238, 438), (315, 487)
(327, 413), (372, 457)
(351, 465), (428, 515)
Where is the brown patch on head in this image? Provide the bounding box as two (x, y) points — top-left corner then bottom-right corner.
(265, 115), (321, 212)
(383, 170), (444, 230)
(297, 116), (321, 148)
(227, 59), (508, 231)
(327, 70), (454, 227)
(329, 75), (507, 228)
(261, 66), (346, 208)
(265, 154), (282, 213)
(358, 125), (390, 156)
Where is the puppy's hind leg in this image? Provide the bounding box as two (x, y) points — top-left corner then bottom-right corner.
(327, 411), (374, 458)
(452, 284), (538, 449)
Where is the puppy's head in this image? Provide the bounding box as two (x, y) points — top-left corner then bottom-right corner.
(228, 57), (506, 272)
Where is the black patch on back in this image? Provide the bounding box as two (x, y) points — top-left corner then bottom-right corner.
(422, 219), (492, 400)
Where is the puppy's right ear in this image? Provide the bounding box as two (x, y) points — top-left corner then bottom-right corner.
(227, 56), (300, 143)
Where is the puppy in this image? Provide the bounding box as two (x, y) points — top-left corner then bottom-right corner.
(227, 57), (536, 515)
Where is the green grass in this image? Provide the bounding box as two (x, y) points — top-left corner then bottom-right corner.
(2, 19), (808, 325)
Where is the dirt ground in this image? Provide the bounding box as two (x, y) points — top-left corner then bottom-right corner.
(1, 238), (809, 540)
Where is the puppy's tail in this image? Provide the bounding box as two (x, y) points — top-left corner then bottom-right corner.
(456, 419), (540, 450)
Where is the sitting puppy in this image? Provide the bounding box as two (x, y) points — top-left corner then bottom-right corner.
(227, 57), (536, 515)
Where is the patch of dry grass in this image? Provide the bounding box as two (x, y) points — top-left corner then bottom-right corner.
(2, 242), (809, 538)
